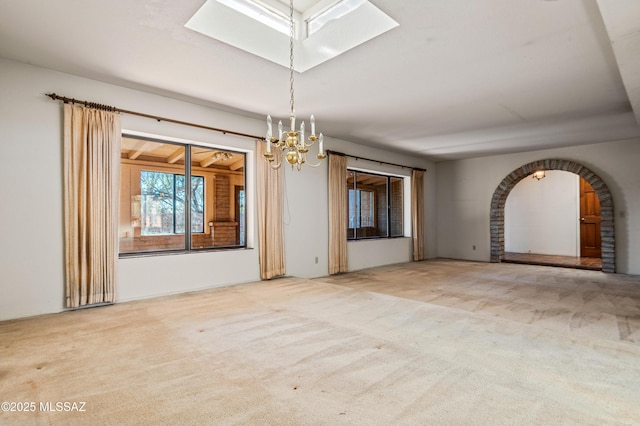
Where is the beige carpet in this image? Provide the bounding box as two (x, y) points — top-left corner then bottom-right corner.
(1, 259), (640, 425)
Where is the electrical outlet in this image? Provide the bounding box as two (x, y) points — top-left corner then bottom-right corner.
(315, 257), (318, 264)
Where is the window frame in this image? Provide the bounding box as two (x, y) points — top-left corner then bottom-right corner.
(119, 134), (248, 257)
(347, 169), (404, 241)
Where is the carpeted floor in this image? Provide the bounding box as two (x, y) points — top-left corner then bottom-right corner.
(1, 259), (639, 425)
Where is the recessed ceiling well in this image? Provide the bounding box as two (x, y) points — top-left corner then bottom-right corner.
(185, 0), (398, 72)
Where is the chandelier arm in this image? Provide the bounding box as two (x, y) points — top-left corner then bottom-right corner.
(303, 160), (324, 168)
(267, 145), (283, 169)
(269, 160), (283, 170)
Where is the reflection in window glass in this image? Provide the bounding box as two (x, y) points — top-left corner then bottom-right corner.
(347, 170), (403, 240)
(140, 172), (204, 235)
(140, 171), (175, 235)
(119, 136), (246, 254)
(390, 176), (403, 237)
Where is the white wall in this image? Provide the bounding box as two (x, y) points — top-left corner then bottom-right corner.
(505, 170), (579, 256)
(0, 58), (434, 320)
(347, 238), (412, 271)
(436, 139), (640, 274)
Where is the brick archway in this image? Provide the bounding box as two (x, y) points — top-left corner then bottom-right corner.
(490, 159), (615, 273)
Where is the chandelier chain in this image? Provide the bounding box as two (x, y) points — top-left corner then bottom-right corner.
(263, 0), (325, 170)
(289, 0), (295, 119)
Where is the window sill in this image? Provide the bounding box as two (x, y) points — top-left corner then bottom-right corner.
(347, 236), (409, 242)
(119, 246), (252, 259)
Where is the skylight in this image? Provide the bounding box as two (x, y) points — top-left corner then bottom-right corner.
(217, 0), (291, 36)
(186, 0), (398, 72)
(306, 0), (367, 37)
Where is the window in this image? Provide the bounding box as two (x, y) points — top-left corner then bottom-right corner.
(119, 136), (246, 254)
(347, 170), (403, 240)
(140, 171), (204, 235)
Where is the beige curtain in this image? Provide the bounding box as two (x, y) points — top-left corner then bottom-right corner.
(328, 154), (348, 274)
(63, 104), (121, 307)
(411, 169), (425, 261)
(256, 140), (286, 279)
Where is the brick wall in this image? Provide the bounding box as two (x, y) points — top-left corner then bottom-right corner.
(212, 222), (238, 246)
(389, 178), (403, 236)
(215, 175), (230, 221)
(119, 226), (239, 252)
(375, 184), (387, 236)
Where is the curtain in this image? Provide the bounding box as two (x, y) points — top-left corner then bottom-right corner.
(63, 104), (121, 307)
(256, 140), (286, 279)
(328, 154), (348, 274)
(411, 169), (425, 261)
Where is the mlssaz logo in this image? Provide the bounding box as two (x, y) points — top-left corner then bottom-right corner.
(40, 402), (87, 412)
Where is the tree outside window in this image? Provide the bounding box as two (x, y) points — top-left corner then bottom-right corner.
(140, 171), (204, 235)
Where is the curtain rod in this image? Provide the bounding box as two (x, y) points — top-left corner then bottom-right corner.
(45, 93), (264, 141)
(327, 150), (426, 172)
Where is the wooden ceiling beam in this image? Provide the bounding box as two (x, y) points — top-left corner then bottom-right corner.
(358, 177), (385, 185)
(167, 147), (185, 164)
(229, 158), (245, 171)
(200, 155), (223, 168)
(128, 141), (158, 160)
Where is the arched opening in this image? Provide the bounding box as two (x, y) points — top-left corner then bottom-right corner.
(490, 159), (615, 273)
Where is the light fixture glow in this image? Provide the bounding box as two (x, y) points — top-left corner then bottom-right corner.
(532, 170), (546, 180)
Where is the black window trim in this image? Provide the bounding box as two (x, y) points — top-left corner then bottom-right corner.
(119, 134), (248, 258)
(347, 168), (404, 241)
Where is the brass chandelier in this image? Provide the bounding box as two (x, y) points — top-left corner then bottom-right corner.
(263, 0), (326, 170)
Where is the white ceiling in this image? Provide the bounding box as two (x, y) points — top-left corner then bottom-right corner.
(1, 0), (639, 161)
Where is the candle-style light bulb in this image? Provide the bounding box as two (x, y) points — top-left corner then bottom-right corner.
(267, 115), (273, 139)
(319, 133), (324, 154)
(300, 121), (305, 144)
(291, 112), (296, 132)
(266, 132), (271, 153)
(310, 115), (316, 137)
(278, 120), (283, 141)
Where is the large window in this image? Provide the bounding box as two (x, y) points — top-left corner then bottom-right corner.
(347, 170), (403, 240)
(119, 136), (246, 254)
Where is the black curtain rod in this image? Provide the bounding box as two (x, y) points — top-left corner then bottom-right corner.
(46, 93), (264, 141)
(327, 150), (426, 172)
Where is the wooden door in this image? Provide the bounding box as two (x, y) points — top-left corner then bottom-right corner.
(580, 178), (601, 258)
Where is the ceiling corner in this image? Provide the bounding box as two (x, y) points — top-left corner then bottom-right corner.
(596, 0), (640, 126)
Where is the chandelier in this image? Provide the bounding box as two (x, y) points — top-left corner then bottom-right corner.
(263, 0), (326, 170)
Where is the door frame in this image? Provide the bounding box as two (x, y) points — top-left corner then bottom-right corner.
(490, 159), (615, 272)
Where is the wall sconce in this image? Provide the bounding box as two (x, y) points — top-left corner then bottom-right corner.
(532, 170), (546, 180)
